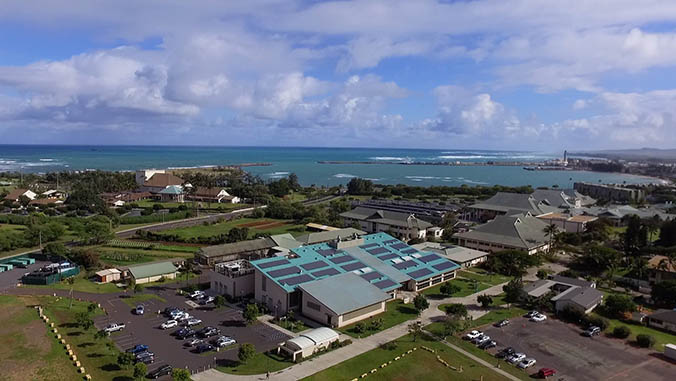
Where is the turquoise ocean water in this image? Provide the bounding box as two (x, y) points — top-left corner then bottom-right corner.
(0, 145), (659, 188)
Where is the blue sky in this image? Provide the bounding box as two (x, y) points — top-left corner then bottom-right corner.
(2, 0), (676, 150)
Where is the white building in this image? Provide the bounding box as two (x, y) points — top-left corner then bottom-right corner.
(279, 327), (339, 362)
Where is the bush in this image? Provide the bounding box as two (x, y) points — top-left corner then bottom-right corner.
(379, 341), (398, 351)
(613, 326), (631, 339)
(354, 322), (367, 333)
(636, 334), (655, 348)
(583, 315), (610, 331)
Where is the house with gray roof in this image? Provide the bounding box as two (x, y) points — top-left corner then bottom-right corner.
(196, 237), (279, 266)
(580, 204), (676, 226)
(463, 192), (562, 222)
(523, 275), (602, 314)
(411, 242), (489, 268)
(340, 207), (435, 240)
(646, 309), (676, 334)
(296, 228), (366, 245)
(454, 213), (550, 255)
(531, 189), (595, 209)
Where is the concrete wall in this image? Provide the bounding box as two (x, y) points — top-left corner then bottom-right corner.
(134, 271), (176, 284)
(300, 291), (386, 328)
(338, 302), (385, 327)
(211, 271), (255, 299)
(457, 237), (548, 255)
(254, 270), (290, 315)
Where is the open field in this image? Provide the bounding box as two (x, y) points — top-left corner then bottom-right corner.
(339, 300), (419, 338)
(157, 217), (306, 240)
(458, 269), (512, 286)
(133, 200), (251, 211)
(217, 351), (291, 375)
(303, 333), (510, 381)
(26, 272), (122, 294)
(0, 295), (81, 381)
(97, 246), (194, 266)
(597, 313), (676, 352)
(422, 278), (491, 299)
(105, 239), (199, 253)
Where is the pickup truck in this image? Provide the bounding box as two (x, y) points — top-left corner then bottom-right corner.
(104, 323), (126, 333)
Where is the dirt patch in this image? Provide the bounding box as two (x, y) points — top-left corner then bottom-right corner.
(252, 221), (288, 230)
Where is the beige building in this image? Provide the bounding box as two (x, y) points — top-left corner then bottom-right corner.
(537, 213), (598, 233)
(340, 207), (434, 240)
(128, 262), (178, 284)
(455, 213), (550, 255)
(279, 327), (339, 362)
(211, 260), (255, 299)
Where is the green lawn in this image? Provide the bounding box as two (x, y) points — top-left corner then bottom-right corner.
(458, 269), (512, 286)
(134, 200), (251, 211)
(339, 300), (419, 338)
(119, 293), (166, 308)
(105, 239), (199, 253)
(434, 305), (526, 332)
(441, 335), (530, 380)
(596, 314), (676, 352)
(26, 272), (122, 294)
(272, 318), (311, 333)
(97, 246), (194, 266)
(157, 218), (306, 240)
(0, 295), (81, 381)
(423, 278), (491, 299)
(217, 350), (292, 375)
(37, 295), (134, 381)
(303, 333), (510, 381)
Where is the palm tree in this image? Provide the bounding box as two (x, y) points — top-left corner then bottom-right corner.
(543, 223), (559, 253)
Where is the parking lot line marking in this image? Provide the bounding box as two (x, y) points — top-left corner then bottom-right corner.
(605, 357), (657, 380)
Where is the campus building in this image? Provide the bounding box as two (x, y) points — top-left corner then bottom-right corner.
(248, 232), (459, 327)
(454, 213), (550, 255)
(523, 275), (602, 314)
(574, 182), (645, 203)
(339, 207), (437, 240)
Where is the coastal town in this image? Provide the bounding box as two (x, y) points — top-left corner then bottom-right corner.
(1, 162), (676, 381)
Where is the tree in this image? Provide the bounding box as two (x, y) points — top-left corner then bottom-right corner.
(227, 227), (249, 243)
(133, 362), (147, 380)
(603, 294), (636, 318)
(444, 303), (468, 319)
(477, 294), (493, 308)
(651, 280), (676, 307)
(354, 322), (367, 333)
(486, 249), (538, 276)
(613, 326), (631, 339)
(43, 242), (68, 257)
(238, 343), (256, 364)
(94, 329), (108, 341)
(133, 283), (144, 294)
(370, 318), (384, 331)
(87, 303), (97, 314)
(576, 245), (622, 276)
(243, 303), (260, 325)
(76, 311), (94, 330)
(346, 178), (374, 195)
(413, 295), (429, 315)
(543, 223), (559, 252)
(503, 278), (523, 303)
(117, 352), (135, 369)
(536, 269), (550, 279)
(408, 321), (423, 342)
(214, 295), (226, 308)
(623, 215), (645, 256)
(439, 281), (461, 297)
(660, 219), (676, 247)
(636, 334), (656, 348)
(171, 368), (191, 381)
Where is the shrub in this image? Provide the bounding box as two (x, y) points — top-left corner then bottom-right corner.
(613, 326), (631, 339)
(636, 334), (655, 348)
(583, 315), (610, 331)
(379, 341), (398, 351)
(341, 339), (353, 346)
(354, 322), (367, 333)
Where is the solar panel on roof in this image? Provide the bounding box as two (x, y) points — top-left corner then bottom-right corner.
(360, 271), (382, 281)
(257, 258), (290, 269)
(329, 255), (354, 264)
(392, 260), (417, 270)
(300, 260), (328, 271)
(282, 274), (313, 286)
(433, 261), (457, 271)
(390, 243), (408, 250)
(311, 268), (340, 277)
(408, 268), (433, 279)
(378, 253), (399, 261)
(367, 247), (389, 255)
(341, 261), (365, 271)
(373, 279), (398, 289)
(360, 243), (379, 249)
(268, 266), (301, 278)
(317, 248), (338, 257)
(401, 248), (418, 254)
(418, 254), (441, 264)
(383, 239), (398, 244)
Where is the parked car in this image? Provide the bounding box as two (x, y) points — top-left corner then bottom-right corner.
(189, 290), (205, 299)
(494, 319), (510, 327)
(198, 326), (220, 338)
(126, 344), (149, 354)
(185, 338), (203, 347)
(583, 326), (601, 337)
(104, 323), (125, 333)
(195, 343), (214, 353)
(538, 368), (557, 378)
(464, 330), (483, 340)
(525, 310), (540, 318)
(161, 320), (178, 330)
(517, 358), (537, 369)
(147, 365), (172, 379)
(215, 336), (236, 347)
(136, 355), (154, 365)
(176, 313), (192, 322)
(163, 307), (178, 316)
(495, 347), (515, 359)
(175, 327), (195, 339)
(471, 334), (490, 344)
(135, 350), (155, 360)
(199, 296), (215, 305)
(187, 318), (202, 327)
(530, 313), (547, 322)
(507, 353), (526, 364)
(135, 305), (144, 315)
(478, 340), (497, 350)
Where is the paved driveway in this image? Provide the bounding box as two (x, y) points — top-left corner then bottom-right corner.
(482, 316), (676, 381)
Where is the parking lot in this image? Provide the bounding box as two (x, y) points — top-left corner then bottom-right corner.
(481, 316), (676, 380)
(93, 282), (291, 377)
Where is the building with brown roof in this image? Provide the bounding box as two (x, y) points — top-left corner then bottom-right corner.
(138, 172), (184, 193)
(537, 212), (597, 233)
(647, 255), (676, 284)
(4, 188), (37, 202)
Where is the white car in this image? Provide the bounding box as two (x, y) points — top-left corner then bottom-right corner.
(517, 358), (537, 369)
(185, 338), (203, 347)
(189, 290), (205, 299)
(465, 330), (483, 340)
(104, 323), (125, 333)
(216, 336), (237, 347)
(525, 310), (539, 318)
(187, 318), (202, 327)
(161, 320), (178, 330)
(530, 313), (547, 322)
(176, 313), (192, 321)
(507, 353), (526, 364)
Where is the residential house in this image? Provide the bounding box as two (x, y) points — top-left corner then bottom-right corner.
(137, 170), (184, 193)
(647, 255), (676, 284)
(454, 213), (550, 255)
(522, 275), (602, 314)
(3, 188), (37, 202)
(646, 309), (676, 334)
(41, 189), (67, 199)
(29, 198), (64, 207)
(340, 207), (435, 240)
(187, 187), (240, 204)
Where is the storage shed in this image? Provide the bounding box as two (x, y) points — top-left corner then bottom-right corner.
(95, 268), (122, 283)
(280, 327), (339, 361)
(128, 262), (177, 284)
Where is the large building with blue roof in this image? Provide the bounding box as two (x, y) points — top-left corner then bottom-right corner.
(249, 232), (459, 328)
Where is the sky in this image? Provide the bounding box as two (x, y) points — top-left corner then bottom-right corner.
(2, 0), (676, 150)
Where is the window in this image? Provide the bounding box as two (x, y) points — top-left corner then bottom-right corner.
(290, 290), (301, 307)
(307, 301), (321, 311)
(262, 276), (267, 291)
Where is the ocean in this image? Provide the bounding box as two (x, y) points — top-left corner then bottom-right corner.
(0, 145), (660, 188)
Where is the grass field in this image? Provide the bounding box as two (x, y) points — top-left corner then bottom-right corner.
(458, 269), (512, 286)
(272, 318), (311, 333)
(105, 239), (199, 253)
(596, 314), (676, 352)
(133, 200), (251, 211)
(0, 295), (82, 381)
(97, 246), (195, 266)
(441, 335), (530, 381)
(217, 349), (292, 375)
(157, 217), (306, 240)
(423, 278), (491, 299)
(26, 272), (122, 294)
(339, 300), (419, 338)
(303, 333), (510, 381)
